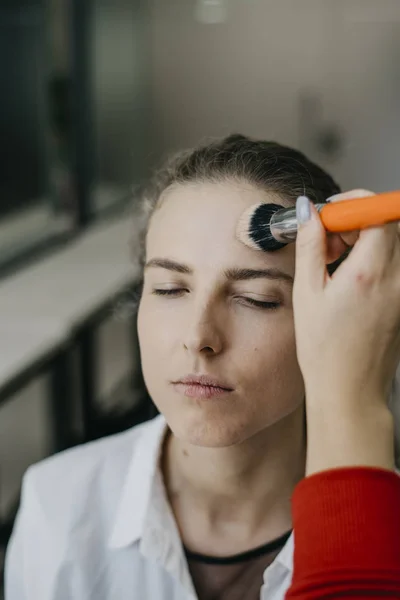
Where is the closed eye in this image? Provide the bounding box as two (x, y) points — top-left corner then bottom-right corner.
(152, 288), (187, 296)
(237, 297), (281, 310)
(152, 289), (281, 309)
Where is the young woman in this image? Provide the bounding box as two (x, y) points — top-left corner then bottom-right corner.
(5, 135), (400, 599)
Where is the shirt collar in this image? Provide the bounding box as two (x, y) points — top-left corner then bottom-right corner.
(108, 415), (197, 597)
(275, 532), (294, 572)
(108, 413), (295, 575)
(108, 414), (167, 549)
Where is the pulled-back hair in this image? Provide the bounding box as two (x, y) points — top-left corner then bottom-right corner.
(134, 134), (341, 271)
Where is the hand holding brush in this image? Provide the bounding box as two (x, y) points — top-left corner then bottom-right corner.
(291, 191), (400, 475)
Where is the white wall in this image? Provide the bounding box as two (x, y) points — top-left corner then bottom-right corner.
(149, 0), (400, 191)
(149, 0), (329, 150)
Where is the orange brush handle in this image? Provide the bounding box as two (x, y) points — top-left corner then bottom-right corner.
(320, 190), (400, 232)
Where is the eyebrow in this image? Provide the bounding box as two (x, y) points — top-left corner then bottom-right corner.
(144, 258), (293, 284)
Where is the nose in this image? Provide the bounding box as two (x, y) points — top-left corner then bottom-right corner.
(183, 301), (224, 356)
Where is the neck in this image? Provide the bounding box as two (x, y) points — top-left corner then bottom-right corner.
(163, 405), (306, 553)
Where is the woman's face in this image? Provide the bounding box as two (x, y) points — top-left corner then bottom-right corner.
(137, 181), (304, 447)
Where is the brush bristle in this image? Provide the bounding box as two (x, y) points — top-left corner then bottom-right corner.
(236, 203), (287, 252)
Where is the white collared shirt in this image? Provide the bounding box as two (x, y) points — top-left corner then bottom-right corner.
(5, 415), (294, 600)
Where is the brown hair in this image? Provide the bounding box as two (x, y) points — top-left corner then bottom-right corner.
(134, 134), (341, 275)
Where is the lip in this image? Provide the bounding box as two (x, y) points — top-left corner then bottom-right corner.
(172, 374), (234, 399)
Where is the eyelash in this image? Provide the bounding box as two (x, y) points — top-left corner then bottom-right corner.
(152, 288), (280, 310)
(241, 297), (280, 310)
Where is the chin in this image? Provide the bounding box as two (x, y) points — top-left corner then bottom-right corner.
(168, 412), (258, 448)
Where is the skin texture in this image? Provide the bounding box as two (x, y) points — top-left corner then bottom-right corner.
(138, 181), (305, 447)
(137, 180), (307, 555)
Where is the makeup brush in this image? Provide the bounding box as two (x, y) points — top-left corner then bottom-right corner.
(236, 190), (400, 252)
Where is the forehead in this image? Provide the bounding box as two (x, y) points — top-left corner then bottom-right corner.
(146, 181), (295, 271)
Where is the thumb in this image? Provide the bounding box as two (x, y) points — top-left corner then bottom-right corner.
(294, 196), (327, 292)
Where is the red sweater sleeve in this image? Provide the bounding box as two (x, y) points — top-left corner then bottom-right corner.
(285, 467), (400, 599)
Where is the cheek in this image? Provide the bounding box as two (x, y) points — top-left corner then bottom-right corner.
(243, 344), (304, 427)
(137, 298), (176, 359)
(237, 317), (302, 394)
(137, 301), (163, 396)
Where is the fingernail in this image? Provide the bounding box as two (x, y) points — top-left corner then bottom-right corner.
(326, 193), (340, 203)
(296, 196), (311, 224)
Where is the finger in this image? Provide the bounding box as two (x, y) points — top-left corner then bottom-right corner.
(326, 233), (350, 264)
(341, 221), (399, 279)
(340, 230), (359, 247)
(326, 188), (376, 203)
(326, 189), (376, 252)
(294, 196), (327, 293)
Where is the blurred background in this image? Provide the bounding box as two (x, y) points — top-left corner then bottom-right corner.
(0, 0), (400, 593)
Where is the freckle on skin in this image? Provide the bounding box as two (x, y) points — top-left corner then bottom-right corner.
(183, 449), (189, 457)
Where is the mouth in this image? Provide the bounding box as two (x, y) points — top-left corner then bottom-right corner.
(172, 374), (234, 400)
